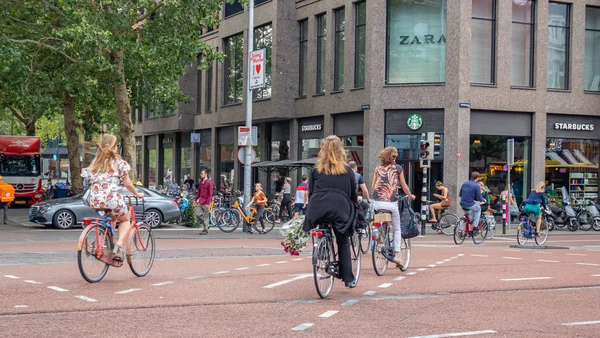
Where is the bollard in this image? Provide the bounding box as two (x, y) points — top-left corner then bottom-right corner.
(502, 194), (507, 235)
(420, 165), (428, 237)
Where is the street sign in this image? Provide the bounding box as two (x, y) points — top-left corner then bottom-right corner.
(238, 126), (258, 146)
(361, 104), (371, 110)
(237, 146), (257, 165)
(459, 102), (471, 108)
(191, 133), (201, 143)
(507, 139), (515, 165)
(249, 49), (266, 90)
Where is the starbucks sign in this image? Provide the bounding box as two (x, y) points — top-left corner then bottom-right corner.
(407, 114), (423, 130)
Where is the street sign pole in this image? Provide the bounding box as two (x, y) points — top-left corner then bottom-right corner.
(243, 0), (255, 233)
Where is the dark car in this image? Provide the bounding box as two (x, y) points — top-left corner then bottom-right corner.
(29, 186), (181, 229)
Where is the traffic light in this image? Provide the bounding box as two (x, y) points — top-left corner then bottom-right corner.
(419, 137), (430, 160)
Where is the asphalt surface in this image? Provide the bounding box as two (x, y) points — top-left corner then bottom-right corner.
(2, 208), (600, 337)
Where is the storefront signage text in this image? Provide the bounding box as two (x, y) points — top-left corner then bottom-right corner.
(302, 124), (322, 132)
(399, 34), (446, 45)
(554, 123), (594, 131)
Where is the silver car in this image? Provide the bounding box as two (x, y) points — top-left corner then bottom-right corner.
(29, 186), (181, 229)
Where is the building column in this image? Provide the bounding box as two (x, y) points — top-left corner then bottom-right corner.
(258, 123), (268, 188)
(363, 107), (384, 183)
(323, 113), (333, 137)
(157, 134), (164, 187)
(531, 110), (547, 190)
(174, 133), (181, 184)
(210, 128), (218, 183)
(444, 106), (471, 213)
(142, 136), (149, 187)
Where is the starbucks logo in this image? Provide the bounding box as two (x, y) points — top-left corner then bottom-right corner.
(407, 114), (423, 131)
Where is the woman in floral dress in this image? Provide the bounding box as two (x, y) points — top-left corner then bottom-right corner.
(82, 134), (143, 261)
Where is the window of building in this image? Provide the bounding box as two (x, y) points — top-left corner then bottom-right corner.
(355, 1), (366, 88)
(253, 24), (272, 100)
(386, 0), (447, 84)
(511, 0), (535, 88)
(224, 0), (243, 18)
(547, 2), (570, 90)
(223, 33), (244, 105)
(299, 19), (308, 97)
(205, 61), (213, 112)
(316, 13), (327, 94)
(471, 0), (496, 85)
(197, 55), (202, 114)
(334, 8), (345, 91)
(585, 6), (600, 92)
(255, 0), (270, 6)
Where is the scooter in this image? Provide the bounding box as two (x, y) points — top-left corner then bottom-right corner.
(561, 186), (580, 232)
(587, 200), (600, 231)
(546, 204), (567, 231)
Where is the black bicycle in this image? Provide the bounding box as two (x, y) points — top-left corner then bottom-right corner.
(311, 224), (361, 299)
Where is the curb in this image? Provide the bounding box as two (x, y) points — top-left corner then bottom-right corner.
(509, 244), (569, 250)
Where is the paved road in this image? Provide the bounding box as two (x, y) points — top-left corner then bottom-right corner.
(2, 208), (600, 337)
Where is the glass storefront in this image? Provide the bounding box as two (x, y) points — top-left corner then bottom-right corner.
(162, 137), (174, 185)
(218, 145), (234, 192)
(545, 138), (599, 204)
(386, 0), (447, 84)
(300, 138), (321, 178)
(135, 138), (142, 181)
(341, 136), (364, 174)
(270, 140), (290, 198)
(469, 135), (531, 205)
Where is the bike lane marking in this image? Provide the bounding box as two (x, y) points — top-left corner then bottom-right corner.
(235, 267), (250, 271)
(291, 323), (314, 331)
(47, 286), (68, 292)
(567, 253), (587, 256)
(379, 283), (393, 288)
(407, 329), (497, 337)
(501, 277), (552, 281)
(115, 288), (141, 294)
(14, 305), (28, 308)
(184, 276), (203, 280)
(341, 299), (359, 306)
(538, 260), (559, 263)
(576, 263), (600, 266)
(364, 291), (376, 296)
(256, 263), (271, 267)
(75, 295), (98, 302)
(263, 274), (312, 289)
(4, 275), (20, 279)
(212, 271), (230, 274)
(502, 257), (522, 260)
(275, 261), (288, 264)
(23, 280), (42, 284)
(152, 281), (174, 286)
(562, 320), (600, 326)
(319, 310), (338, 318)
(470, 254), (488, 257)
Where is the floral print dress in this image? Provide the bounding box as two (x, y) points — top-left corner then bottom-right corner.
(373, 165), (401, 202)
(81, 159), (131, 217)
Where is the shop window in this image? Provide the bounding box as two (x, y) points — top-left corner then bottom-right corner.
(334, 7), (345, 91)
(355, 1), (366, 88)
(198, 145), (212, 178)
(253, 24), (272, 100)
(471, 0), (496, 85)
(255, 0), (270, 6)
(270, 140), (290, 198)
(546, 138), (599, 203)
(300, 138), (322, 177)
(341, 136), (364, 173)
(316, 13), (327, 94)
(511, 0), (535, 88)
(180, 147), (191, 183)
(585, 6), (600, 92)
(547, 2), (570, 90)
(224, 0), (243, 18)
(386, 0), (447, 84)
(223, 33), (244, 105)
(218, 145), (235, 192)
(469, 135), (531, 206)
(299, 19), (308, 96)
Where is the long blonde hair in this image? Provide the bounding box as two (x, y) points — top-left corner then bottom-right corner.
(90, 134), (120, 174)
(316, 135), (347, 175)
(535, 181), (545, 193)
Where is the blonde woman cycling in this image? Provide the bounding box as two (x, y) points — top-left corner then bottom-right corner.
(523, 182), (547, 236)
(371, 146), (415, 266)
(82, 134), (143, 261)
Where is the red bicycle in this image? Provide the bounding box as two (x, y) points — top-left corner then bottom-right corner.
(453, 209), (488, 245)
(76, 196), (155, 283)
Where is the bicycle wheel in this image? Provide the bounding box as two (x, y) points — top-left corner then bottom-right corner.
(127, 224), (155, 277)
(483, 218), (496, 240)
(472, 219), (487, 245)
(360, 222), (372, 254)
(77, 225), (111, 283)
(261, 209), (276, 234)
(453, 219), (467, 245)
(397, 238), (411, 271)
(517, 222), (529, 245)
(593, 219), (600, 231)
(350, 232), (361, 284)
(372, 223), (389, 276)
(219, 209), (241, 233)
(536, 220), (549, 245)
(313, 237), (334, 299)
(438, 213), (459, 236)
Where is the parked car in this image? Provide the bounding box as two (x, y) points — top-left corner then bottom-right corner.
(29, 186), (181, 229)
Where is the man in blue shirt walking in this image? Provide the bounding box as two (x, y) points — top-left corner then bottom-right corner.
(459, 172), (485, 231)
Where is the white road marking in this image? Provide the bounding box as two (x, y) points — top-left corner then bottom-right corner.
(562, 320), (600, 326)
(502, 257), (522, 260)
(115, 288), (141, 294)
(364, 291), (377, 296)
(492, 237), (514, 241)
(291, 323), (314, 331)
(47, 286), (68, 292)
(406, 272), (417, 275)
(435, 261), (445, 264)
(256, 264), (271, 267)
(417, 268), (428, 271)
(235, 267), (250, 271)
(213, 271), (230, 274)
(75, 295), (98, 302)
(24, 280), (42, 284)
(408, 330), (497, 338)
(567, 253), (587, 256)
(14, 305), (28, 308)
(292, 258), (304, 261)
(184, 276), (203, 280)
(319, 310), (339, 318)
(428, 265), (437, 268)
(264, 274), (312, 289)
(591, 274), (600, 277)
(443, 259), (451, 262)
(276, 261), (288, 264)
(535, 251), (552, 254)
(342, 299), (359, 306)
(457, 254), (465, 257)
(379, 283), (393, 288)
(152, 281), (174, 286)
(394, 276), (406, 281)
(503, 249), (521, 252)
(576, 263), (600, 266)
(4, 275), (20, 279)
(470, 254), (489, 257)
(501, 277), (552, 281)
(538, 260), (559, 263)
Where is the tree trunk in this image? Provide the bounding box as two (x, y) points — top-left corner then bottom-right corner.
(63, 92), (84, 192)
(113, 50), (137, 181)
(82, 110), (94, 168)
(26, 117), (36, 136)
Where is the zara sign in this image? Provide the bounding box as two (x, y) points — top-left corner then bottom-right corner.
(554, 123), (595, 131)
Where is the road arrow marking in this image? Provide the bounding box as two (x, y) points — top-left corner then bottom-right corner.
(264, 274), (312, 289)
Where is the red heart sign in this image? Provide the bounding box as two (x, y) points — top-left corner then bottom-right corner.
(255, 64), (261, 74)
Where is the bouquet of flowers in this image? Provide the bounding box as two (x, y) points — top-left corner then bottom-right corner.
(280, 215), (309, 256)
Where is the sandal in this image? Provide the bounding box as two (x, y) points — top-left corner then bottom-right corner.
(112, 246), (123, 262)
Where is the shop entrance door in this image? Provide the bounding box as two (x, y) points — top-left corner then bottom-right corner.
(397, 161), (443, 211)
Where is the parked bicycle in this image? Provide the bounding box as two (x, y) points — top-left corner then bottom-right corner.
(76, 196), (155, 283)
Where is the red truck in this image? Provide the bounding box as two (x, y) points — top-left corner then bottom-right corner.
(0, 136), (44, 205)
